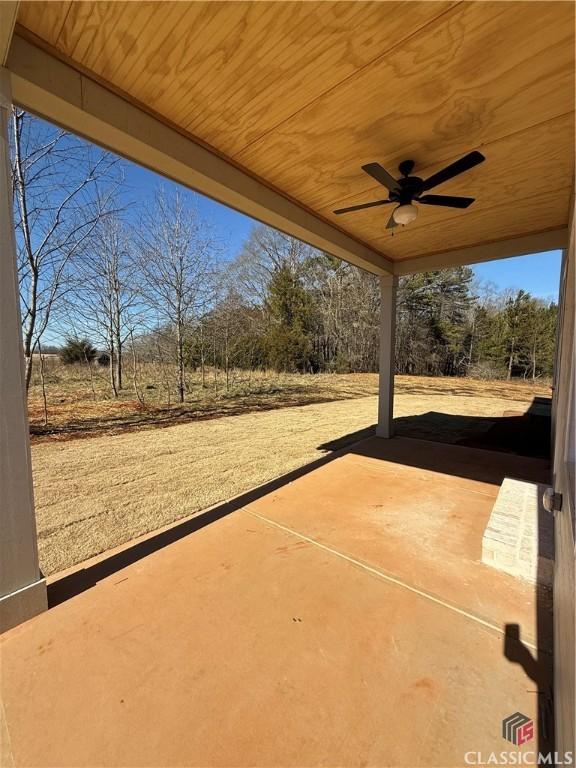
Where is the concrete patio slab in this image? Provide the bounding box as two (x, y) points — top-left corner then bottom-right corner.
(248, 437), (552, 647)
(0, 438), (552, 767)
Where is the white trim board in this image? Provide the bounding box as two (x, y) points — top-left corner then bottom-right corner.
(394, 229), (569, 275)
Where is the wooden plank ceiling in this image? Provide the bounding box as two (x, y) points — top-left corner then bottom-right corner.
(16, 1), (575, 263)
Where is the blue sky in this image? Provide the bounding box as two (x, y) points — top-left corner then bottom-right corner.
(121, 160), (562, 303)
(472, 251), (562, 301)
(120, 162), (255, 263)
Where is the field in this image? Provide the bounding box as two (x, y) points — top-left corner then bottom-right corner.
(27, 358), (550, 442)
(28, 363), (551, 577)
(28, 358), (383, 442)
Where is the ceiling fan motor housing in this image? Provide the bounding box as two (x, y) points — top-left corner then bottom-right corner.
(391, 175), (424, 204)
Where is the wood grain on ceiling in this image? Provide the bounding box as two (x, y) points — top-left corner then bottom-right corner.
(16, 1), (575, 263)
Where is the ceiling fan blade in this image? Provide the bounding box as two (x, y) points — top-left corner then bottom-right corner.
(386, 210), (397, 229)
(421, 151), (485, 191)
(333, 199), (392, 215)
(361, 162), (401, 193)
(418, 195), (475, 208)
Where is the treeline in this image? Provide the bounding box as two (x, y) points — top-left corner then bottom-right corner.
(396, 271), (557, 380)
(139, 229), (557, 384)
(135, 228), (382, 388)
(59, 220), (556, 401)
(13, 109), (557, 406)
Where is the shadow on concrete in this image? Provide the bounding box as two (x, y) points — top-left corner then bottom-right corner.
(318, 396), (552, 461)
(325, 406), (555, 755)
(48, 447), (344, 608)
(319, 436), (550, 488)
(392, 396), (552, 460)
(316, 424), (378, 452)
(505, 619), (554, 756)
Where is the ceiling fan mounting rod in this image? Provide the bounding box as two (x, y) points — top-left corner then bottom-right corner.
(398, 159), (415, 177)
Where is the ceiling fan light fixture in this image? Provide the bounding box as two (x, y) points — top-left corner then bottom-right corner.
(392, 203), (418, 226)
(334, 153), (485, 222)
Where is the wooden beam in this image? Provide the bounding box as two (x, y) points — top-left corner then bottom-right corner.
(0, 2), (18, 65)
(6, 35), (394, 276)
(393, 229), (570, 275)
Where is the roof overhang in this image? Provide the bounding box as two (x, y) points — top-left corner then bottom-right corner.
(394, 230), (570, 276)
(5, 1), (575, 275)
(0, 2), (18, 65)
(6, 35), (394, 276)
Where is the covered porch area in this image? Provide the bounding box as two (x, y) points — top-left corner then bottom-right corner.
(1, 437), (552, 766)
(0, 1), (574, 762)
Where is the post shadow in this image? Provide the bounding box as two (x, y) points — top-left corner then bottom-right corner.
(504, 497), (555, 757)
(504, 612), (554, 756)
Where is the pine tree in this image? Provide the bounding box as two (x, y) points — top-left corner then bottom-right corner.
(264, 264), (317, 372)
(396, 267), (475, 375)
(60, 338), (98, 364)
(503, 290), (531, 379)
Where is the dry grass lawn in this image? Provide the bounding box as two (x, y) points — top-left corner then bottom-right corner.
(31, 374), (551, 576)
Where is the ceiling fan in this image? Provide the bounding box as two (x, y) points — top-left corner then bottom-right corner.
(333, 151), (485, 228)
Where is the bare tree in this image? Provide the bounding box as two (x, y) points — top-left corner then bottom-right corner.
(11, 108), (118, 390)
(208, 290), (247, 392)
(229, 225), (314, 306)
(129, 329), (145, 407)
(137, 189), (216, 403)
(305, 255), (380, 372)
(76, 214), (142, 396)
(36, 340), (49, 426)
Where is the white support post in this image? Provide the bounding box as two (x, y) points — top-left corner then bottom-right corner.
(376, 274), (397, 439)
(0, 68), (47, 633)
